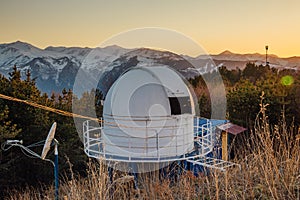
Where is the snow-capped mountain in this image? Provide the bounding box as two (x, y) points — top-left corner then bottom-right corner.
(0, 41), (299, 96)
(0, 41), (132, 94)
(97, 48), (199, 96)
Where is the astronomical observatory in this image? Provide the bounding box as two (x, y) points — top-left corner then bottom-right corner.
(83, 66), (243, 174)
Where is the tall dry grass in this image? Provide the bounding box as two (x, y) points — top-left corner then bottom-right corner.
(4, 101), (300, 199)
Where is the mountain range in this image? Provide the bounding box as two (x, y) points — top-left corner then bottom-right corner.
(0, 41), (299, 96)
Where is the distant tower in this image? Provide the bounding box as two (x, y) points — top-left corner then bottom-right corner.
(265, 45), (269, 66)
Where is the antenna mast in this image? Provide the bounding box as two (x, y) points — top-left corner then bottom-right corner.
(265, 45), (269, 66)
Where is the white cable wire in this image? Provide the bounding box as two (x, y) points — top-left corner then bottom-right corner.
(11, 143), (41, 158)
(21, 147), (40, 159)
(1, 142), (14, 151)
(1, 142), (54, 166)
(27, 140), (46, 148)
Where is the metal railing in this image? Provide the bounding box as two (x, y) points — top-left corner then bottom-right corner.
(83, 117), (215, 163)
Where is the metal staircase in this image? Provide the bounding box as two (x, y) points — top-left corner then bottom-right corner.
(194, 117), (214, 155)
(191, 117), (240, 172)
(186, 156), (241, 172)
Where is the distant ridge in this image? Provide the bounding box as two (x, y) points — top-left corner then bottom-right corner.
(0, 41), (299, 95)
(219, 50), (235, 55)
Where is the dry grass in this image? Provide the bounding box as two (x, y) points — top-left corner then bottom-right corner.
(4, 104), (300, 199)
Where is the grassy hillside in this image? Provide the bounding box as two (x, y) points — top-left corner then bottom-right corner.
(4, 103), (300, 200)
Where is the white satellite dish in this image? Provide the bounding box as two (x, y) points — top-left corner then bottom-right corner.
(41, 122), (57, 160)
(2, 121), (60, 199)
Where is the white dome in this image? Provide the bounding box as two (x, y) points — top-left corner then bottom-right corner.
(104, 66), (195, 117)
(102, 66), (195, 161)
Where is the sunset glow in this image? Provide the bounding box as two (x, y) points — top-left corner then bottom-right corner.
(1, 0), (299, 57)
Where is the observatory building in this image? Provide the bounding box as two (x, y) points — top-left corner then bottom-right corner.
(83, 66), (242, 173)
(103, 66), (195, 160)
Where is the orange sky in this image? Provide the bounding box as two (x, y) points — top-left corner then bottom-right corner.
(0, 0), (299, 57)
